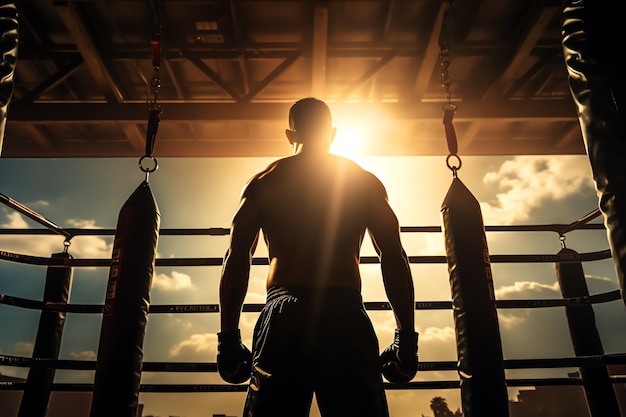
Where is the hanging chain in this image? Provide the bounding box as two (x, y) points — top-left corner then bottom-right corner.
(139, 22), (163, 182)
(438, 0), (461, 176)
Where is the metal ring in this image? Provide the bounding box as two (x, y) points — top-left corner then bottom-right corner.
(139, 155), (158, 173)
(446, 154), (462, 171)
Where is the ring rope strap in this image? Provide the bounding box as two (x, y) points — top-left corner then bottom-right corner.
(0, 224), (606, 236)
(1, 353), (624, 374)
(0, 248), (613, 268)
(1, 289), (621, 315)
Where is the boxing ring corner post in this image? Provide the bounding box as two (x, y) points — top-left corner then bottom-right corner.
(17, 251), (73, 417)
(555, 246), (621, 417)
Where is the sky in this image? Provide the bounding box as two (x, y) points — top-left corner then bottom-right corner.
(1, 139), (625, 416)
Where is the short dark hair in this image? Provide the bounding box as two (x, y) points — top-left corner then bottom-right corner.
(288, 97), (332, 132)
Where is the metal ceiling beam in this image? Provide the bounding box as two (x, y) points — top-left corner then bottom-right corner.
(244, 53), (302, 101)
(8, 100), (578, 123)
(55, 1), (125, 103)
(183, 52), (242, 101)
(482, 6), (559, 101)
(16, 56), (84, 103)
(336, 50), (398, 102)
(311, 1), (329, 98)
(229, 1), (251, 97)
(411, 2), (447, 102)
(119, 123), (147, 152)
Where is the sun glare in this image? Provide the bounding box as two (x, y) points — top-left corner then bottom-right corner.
(330, 103), (392, 159)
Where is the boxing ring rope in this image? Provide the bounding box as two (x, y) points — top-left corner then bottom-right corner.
(1, 213), (625, 396)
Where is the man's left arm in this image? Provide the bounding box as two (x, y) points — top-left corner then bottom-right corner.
(219, 189), (261, 332)
(217, 186), (261, 384)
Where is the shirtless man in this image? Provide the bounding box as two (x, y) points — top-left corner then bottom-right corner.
(218, 98), (418, 417)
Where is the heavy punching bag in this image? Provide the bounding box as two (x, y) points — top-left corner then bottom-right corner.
(441, 177), (509, 417)
(555, 247), (620, 417)
(90, 181), (160, 417)
(562, 0), (626, 305)
(18, 251), (73, 417)
(0, 2), (18, 156)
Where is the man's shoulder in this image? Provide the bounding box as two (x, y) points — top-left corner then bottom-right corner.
(240, 157), (291, 197)
(333, 156), (384, 189)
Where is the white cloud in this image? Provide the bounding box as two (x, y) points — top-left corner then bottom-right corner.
(30, 200), (50, 208)
(169, 333), (218, 360)
(480, 156), (594, 224)
(13, 341), (34, 356)
(66, 219), (99, 228)
(1, 212), (28, 228)
(495, 281), (560, 299)
(494, 280), (561, 329)
(152, 271), (195, 291)
(69, 350), (97, 360)
(0, 212), (112, 258)
(498, 311), (529, 329)
(421, 326), (456, 343)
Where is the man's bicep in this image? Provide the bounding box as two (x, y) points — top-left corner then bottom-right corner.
(368, 197), (403, 253)
(229, 195), (261, 255)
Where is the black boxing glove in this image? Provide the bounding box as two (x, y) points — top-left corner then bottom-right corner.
(217, 329), (252, 384)
(380, 328), (418, 383)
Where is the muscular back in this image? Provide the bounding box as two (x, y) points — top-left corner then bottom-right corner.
(244, 153), (386, 290)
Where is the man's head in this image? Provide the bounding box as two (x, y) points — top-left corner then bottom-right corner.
(286, 97), (336, 152)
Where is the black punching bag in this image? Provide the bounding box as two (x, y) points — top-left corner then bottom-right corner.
(0, 2), (18, 156)
(562, 0), (626, 305)
(555, 247), (620, 417)
(18, 252), (73, 417)
(90, 181), (160, 417)
(441, 177), (509, 417)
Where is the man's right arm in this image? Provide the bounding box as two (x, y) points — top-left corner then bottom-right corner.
(366, 174), (418, 383)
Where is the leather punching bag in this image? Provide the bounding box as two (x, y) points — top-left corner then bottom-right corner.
(90, 181), (160, 417)
(0, 2), (18, 156)
(441, 177), (509, 417)
(562, 0), (626, 305)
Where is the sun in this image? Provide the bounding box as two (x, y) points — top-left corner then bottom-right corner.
(329, 103), (392, 160)
(331, 124), (367, 158)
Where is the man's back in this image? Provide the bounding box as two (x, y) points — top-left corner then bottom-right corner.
(246, 153), (384, 290)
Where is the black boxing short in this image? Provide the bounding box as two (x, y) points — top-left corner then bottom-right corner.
(243, 285), (389, 417)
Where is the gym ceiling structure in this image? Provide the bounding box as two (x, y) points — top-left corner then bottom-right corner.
(3, 0), (580, 158)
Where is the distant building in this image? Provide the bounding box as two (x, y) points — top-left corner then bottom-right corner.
(509, 368), (626, 417)
(509, 385), (590, 417)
